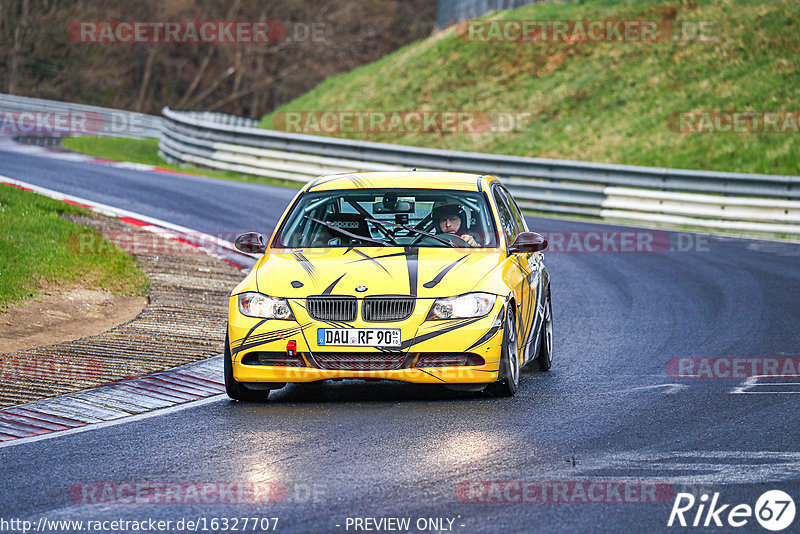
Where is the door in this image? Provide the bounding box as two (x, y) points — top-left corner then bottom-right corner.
(494, 185), (542, 364)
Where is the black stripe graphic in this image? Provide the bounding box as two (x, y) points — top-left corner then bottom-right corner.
(232, 324), (306, 345)
(322, 274), (346, 295)
(235, 319), (268, 350)
(523, 278), (537, 351)
(519, 273), (538, 353)
(464, 318), (502, 352)
(306, 175), (344, 192)
(348, 175), (363, 189)
(292, 252), (318, 281)
(231, 323), (312, 355)
(416, 368), (447, 383)
(423, 255), (468, 289)
(305, 176), (322, 191)
(347, 249), (392, 276)
(347, 174), (373, 189)
(356, 251), (414, 261)
(401, 316), (483, 350)
(237, 324), (306, 343)
(405, 246), (419, 297)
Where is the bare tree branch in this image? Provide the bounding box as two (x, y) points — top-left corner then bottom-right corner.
(206, 64), (300, 111)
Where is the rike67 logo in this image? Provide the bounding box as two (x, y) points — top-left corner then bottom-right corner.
(668, 490), (796, 531)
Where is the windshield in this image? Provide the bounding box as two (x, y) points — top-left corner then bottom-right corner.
(274, 188), (498, 249)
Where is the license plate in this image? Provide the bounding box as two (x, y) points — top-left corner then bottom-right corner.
(317, 328), (401, 348)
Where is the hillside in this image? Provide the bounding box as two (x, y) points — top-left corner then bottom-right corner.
(259, 0), (800, 176)
(0, 0), (434, 117)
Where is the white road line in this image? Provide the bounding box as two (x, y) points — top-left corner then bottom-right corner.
(0, 174), (254, 442)
(600, 383), (689, 395)
(0, 174), (259, 266)
(730, 374), (800, 394)
(564, 451), (800, 485)
(0, 394), (226, 449)
(0, 356), (227, 446)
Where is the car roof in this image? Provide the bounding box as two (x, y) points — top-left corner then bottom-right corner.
(302, 171), (500, 193)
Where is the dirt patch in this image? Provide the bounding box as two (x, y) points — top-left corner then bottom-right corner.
(0, 288), (147, 355)
(0, 213), (243, 408)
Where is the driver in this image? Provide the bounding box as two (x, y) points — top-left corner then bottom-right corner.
(432, 200), (478, 247)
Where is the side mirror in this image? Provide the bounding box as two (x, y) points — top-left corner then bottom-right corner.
(508, 232), (547, 254)
(235, 232), (267, 254)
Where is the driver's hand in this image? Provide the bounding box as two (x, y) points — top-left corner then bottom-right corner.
(460, 234), (477, 246)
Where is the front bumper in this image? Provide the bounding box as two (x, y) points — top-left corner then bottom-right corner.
(227, 296), (505, 384)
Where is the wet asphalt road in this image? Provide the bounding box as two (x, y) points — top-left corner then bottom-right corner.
(1, 145), (799, 533)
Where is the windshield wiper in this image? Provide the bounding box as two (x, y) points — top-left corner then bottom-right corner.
(363, 217), (397, 241)
(345, 200), (396, 242)
(304, 215), (393, 247)
(364, 217), (457, 248)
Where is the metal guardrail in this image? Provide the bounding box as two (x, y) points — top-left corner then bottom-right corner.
(158, 107), (800, 234)
(0, 93), (161, 139)
(436, 0), (543, 27)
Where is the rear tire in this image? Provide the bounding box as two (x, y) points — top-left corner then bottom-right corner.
(224, 331), (271, 401)
(533, 286), (553, 372)
(487, 307), (519, 397)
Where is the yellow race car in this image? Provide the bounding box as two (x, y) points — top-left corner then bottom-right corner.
(225, 171), (552, 399)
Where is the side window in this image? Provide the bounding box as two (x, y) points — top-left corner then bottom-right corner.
(498, 187), (528, 233)
(493, 188), (517, 246)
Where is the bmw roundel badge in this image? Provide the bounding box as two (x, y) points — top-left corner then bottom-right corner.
(355, 286), (368, 293)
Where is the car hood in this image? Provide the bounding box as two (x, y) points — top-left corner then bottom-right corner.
(255, 247), (503, 298)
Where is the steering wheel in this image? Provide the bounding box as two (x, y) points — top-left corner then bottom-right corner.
(438, 232), (470, 247)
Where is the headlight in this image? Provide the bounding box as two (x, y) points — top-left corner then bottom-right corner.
(427, 293), (496, 320)
(238, 292), (295, 320)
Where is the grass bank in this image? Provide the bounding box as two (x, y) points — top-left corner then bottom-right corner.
(258, 0), (799, 176)
(0, 185), (148, 310)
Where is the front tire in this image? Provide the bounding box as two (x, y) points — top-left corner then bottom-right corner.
(224, 331), (271, 401)
(487, 307), (520, 397)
